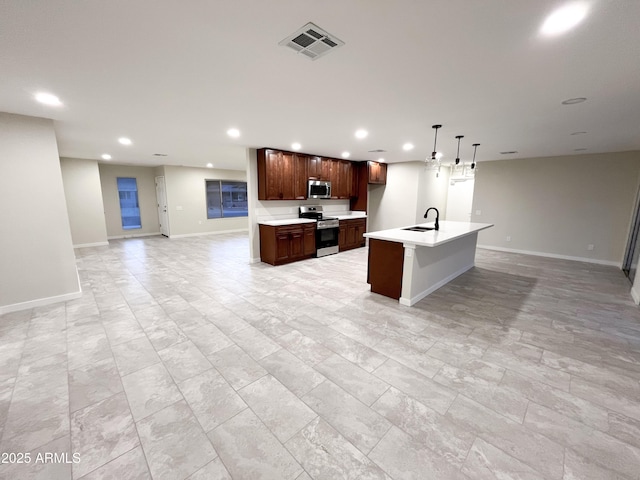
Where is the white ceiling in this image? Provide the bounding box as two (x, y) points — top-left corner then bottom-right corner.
(1, 0), (639, 170)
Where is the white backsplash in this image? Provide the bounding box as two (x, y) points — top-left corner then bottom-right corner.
(255, 199), (350, 222)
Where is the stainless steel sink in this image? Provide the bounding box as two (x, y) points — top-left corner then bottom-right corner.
(402, 226), (436, 232)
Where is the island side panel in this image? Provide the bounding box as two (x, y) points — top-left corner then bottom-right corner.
(400, 232), (479, 306)
(368, 238), (404, 300)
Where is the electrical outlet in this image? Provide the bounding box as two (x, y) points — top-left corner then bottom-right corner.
(476, 210), (481, 216)
(506, 236), (511, 242)
(587, 244), (594, 251)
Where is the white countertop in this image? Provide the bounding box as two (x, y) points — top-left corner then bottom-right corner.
(334, 212), (367, 220)
(258, 211), (367, 226)
(258, 218), (316, 226)
(364, 221), (493, 247)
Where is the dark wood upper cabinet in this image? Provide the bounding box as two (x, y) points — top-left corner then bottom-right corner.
(329, 159), (341, 198)
(368, 161), (387, 185)
(293, 153), (308, 200)
(341, 160), (354, 197)
(308, 156), (330, 181)
(258, 148), (368, 201)
(257, 149), (307, 200)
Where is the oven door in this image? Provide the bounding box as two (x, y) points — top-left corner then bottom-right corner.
(316, 226), (339, 257)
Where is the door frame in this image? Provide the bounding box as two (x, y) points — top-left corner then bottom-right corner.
(155, 175), (170, 237)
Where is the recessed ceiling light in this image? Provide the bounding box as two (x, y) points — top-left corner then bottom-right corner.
(378, 158), (385, 162)
(206, 163), (213, 168)
(570, 131), (587, 135)
(540, 2), (589, 36)
(101, 154), (112, 160)
(355, 129), (368, 139)
(227, 128), (240, 138)
(118, 137), (132, 145)
(341, 151), (350, 158)
(402, 143), (414, 151)
(291, 142), (301, 151)
(35, 92), (62, 106)
(562, 97), (587, 105)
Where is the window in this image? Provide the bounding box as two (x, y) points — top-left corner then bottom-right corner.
(117, 177), (141, 229)
(206, 180), (248, 219)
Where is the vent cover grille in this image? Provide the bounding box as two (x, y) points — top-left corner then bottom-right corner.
(279, 22), (344, 61)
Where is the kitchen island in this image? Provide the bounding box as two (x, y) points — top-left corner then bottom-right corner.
(363, 221), (493, 306)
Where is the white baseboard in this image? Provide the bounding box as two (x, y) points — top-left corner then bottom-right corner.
(108, 232), (161, 240)
(250, 257), (262, 264)
(631, 286), (640, 305)
(0, 269), (83, 316)
(1, 267), (84, 315)
(399, 264), (473, 306)
(0, 290), (83, 315)
(74, 241), (109, 248)
(477, 245), (621, 268)
(169, 228), (248, 239)
(0, 266), (84, 315)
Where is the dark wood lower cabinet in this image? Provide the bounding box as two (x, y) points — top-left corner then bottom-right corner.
(338, 218), (366, 252)
(367, 238), (404, 299)
(303, 225), (316, 256)
(259, 223), (316, 266)
(261, 218), (366, 266)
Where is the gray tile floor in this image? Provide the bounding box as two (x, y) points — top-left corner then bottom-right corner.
(1, 232), (640, 479)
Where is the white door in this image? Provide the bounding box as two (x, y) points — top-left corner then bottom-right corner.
(445, 179), (475, 222)
(155, 176), (170, 236)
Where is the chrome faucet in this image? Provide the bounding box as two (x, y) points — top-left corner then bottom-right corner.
(424, 207), (440, 230)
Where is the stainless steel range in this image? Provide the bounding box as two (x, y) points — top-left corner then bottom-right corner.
(299, 205), (340, 257)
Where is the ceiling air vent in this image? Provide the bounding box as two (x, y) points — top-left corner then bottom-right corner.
(368, 149), (387, 153)
(279, 22), (344, 61)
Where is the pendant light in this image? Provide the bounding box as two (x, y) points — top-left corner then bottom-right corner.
(431, 124), (442, 160)
(471, 143), (480, 169)
(454, 135), (464, 165)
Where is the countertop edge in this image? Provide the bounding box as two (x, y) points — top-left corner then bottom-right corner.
(363, 222), (494, 247)
(258, 219), (317, 226)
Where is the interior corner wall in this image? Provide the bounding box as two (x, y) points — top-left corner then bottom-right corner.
(99, 164), (160, 238)
(472, 151), (640, 265)
(368, 162), (449, 233)
(246, 148), (261, 263)
(162, 165), (248, 237)
(60, 157), (108, 247)
(0, 112), (80, 313)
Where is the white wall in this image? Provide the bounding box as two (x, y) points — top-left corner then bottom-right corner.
(0, 112), (81, 313)
(473, 151), (640, 265)
(417, 165), (450, 224)
(99, 164), (160, 238)
(445, 177), (475, 222)
(368, 162), (450, 233)
(161, 165), (248, 237)
(60, 157), (108, 247)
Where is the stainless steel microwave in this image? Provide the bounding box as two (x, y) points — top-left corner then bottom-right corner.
(308, 180), (332, 199)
